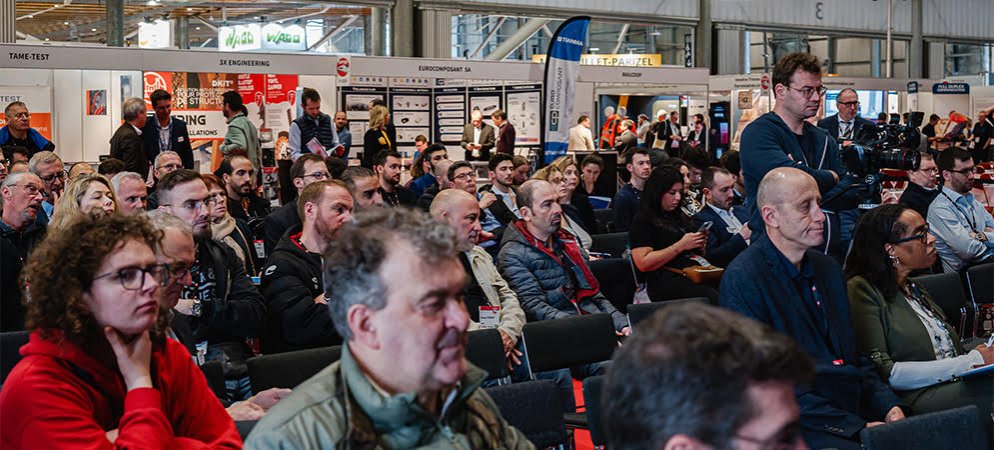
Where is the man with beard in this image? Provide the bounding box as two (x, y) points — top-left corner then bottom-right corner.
(720, 168), (905, 450)
(156, 169), (266, 402)
(477, 153), (519, 254)
(341, 166), (384, 211)
(927, 147), (994, 272)
(262, 154), (329, 253)
(497, 180), (629, 379)
(693, 167), (751, 268)
(260, 180), (354, 353)
(372, 150), (416, 207)
(0, 172), (46, 331)
(245, 207), (530, 449)
(218, 154), (270, 221)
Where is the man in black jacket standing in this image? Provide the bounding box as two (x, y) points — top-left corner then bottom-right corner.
(157, 169), (267, 402)
(143, 89), (194, 169)
(110, 97), (150, 179)
(260, 180), (353, 353)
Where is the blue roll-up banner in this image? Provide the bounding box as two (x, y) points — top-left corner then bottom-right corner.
(541, 16), (590, 165)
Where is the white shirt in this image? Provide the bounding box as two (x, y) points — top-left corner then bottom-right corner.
(839, 119), (854, 139)
(473, 126), (482, 145)
(707, 203), (743, 234)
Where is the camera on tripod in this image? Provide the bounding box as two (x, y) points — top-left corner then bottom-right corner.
(841, 111), (924, 178)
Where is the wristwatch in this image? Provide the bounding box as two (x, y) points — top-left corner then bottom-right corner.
(190, 299), (203, 317)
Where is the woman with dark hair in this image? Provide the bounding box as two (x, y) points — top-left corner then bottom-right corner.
(846, 204), (992, 439)
(629, 166), (719, 303)
(0, 214), (240, 448)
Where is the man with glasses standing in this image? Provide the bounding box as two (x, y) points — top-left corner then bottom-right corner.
(927, 147), (994, 272)
(740, 52), (847, 253)
(0, 172), (47, 331)
(26, 151), (65, 224)
(899, 152), (941, 220)
(156, 168), (266, 402)
(818, 88), (875, 145)
(262, 154), (330, 253)
(0, 102), (55, 157)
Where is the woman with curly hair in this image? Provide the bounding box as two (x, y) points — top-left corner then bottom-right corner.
(0, 214), (241, 449)
(48, 173), (118, 232)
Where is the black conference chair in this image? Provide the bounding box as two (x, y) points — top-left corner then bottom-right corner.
(582, 375), (607, 448)
(486, 380), (568, 448)
(626, 297), (708, 332)
(593, 208), (614, 234)
(859, 406), (986, 450)
(912, 272), (973, 338)
(965, 263), (993, 304)
(199, 360), (227, 400)
(235, 420), (258, 441)
(589, 232), (629, 258)
(247, 345), (342, 394)
(466, 328), (510, 384)
(1, 330), (30, 385)
(590, 258), (637, 313)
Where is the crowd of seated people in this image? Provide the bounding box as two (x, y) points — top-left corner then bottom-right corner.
(1, 81), (993, 450)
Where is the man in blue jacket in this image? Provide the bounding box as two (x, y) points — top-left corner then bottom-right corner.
(693, 166), (750, 267)
(142, 90), (194, 169)
(720, 167), (906, 450)
(739, 52), (852, 256)
(1, 102), (55, 157)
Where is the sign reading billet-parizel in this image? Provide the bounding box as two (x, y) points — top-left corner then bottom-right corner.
(532, 54), (662, 67)
(219, 23), (307, 52)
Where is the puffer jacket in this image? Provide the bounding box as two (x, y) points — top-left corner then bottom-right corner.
(496, 221), (627, 331)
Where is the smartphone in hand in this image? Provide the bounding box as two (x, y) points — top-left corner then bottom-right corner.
(697, 221), (713, 233)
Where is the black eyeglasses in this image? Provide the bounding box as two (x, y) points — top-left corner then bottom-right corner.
(299, 171), (331, 180)
(93, 264), (169, 290)
(164, 262), (193, 280)
(838, 101), (860, 107)
(788, 85), (828, 99)
(947, 166), (975, 176)
(892, 225), (930, 245)
(38, 170), (67, 183)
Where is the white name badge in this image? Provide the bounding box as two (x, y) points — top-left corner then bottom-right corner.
(479, 305), (501, 328)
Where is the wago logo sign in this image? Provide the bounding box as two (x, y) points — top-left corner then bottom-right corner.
(219, 23), (307, 52)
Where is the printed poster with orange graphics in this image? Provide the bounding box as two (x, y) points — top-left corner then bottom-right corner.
(0, 86), (53, 141)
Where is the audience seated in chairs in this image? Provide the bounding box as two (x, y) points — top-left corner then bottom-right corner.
(146, 150), (184, 209)
(496, 179), (629, 382)
(341, 166), (384, 211)
(0, 214), (241, 448)
(550, 155), (597, 233)
(629, 166), (720, 303)
(721, 167), (907, 450)
(693, 166), (751, 268)
(260, 180), (352, 354)
(926, 146), (994, 273)
(476, 153), (521, 251)
(430, 188), (574, 411)
(217, 154), (270, 223)
(48, 173), (118, 233)
(531, 164), (592, 254)
(0, 171), (47, 332)
(202, 174), (262, 277)
(262, 154), (329, 253)
(147, 210), (291, 422)
(243, 207), (530, 448)
(612, 148), (651, 232)
(898, 151), (940, 221)
(603, 302), (813, 450)
(845, 203), (993, 442)
(111, 171), (149, 215)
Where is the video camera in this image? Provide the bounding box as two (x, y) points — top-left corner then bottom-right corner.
(841, 111), (924, 178)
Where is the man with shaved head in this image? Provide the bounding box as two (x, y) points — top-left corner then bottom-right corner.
(720, 167), (905, 450)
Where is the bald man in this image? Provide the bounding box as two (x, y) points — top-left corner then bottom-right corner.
(430, 189), (574, 411)
(720, 167), (905, 450)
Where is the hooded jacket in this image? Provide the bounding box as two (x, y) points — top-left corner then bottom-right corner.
(497, 221), (627, 331)
(260, 228), (341, 354)
(243, 344), (532, 449)
(0, 331), (241, 449)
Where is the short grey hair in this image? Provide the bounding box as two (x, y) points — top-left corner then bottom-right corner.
(154, 151), (181, 169)
(110, 171), (145, 192)
(1, 171), (40, 190)
(324, 207), (459, 340)
(122, 98), (147, 122)
(146, 209), (193, 236)
(27, 150), (62, 174)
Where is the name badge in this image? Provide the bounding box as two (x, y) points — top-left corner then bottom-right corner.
(479, 305), (501, 328)
(195, 341), (208, 366)
(177, 136), (185, 142)
(254, 240), (266, 259)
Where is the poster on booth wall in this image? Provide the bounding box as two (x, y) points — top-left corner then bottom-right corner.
(505, 83), (542, 146)
(389, 80), (432, 155)
(87, 90), (107, 116)
(434, 82), (467, 145)
(340, 86), (388, 151)
(0, 86), (53, 141)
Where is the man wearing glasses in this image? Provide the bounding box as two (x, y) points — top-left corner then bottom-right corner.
(0, 172), (47, 331)
(899, 152), (941, 220)
(818, 88), (875, 145)
(27, 151), (64, 224)
(145, 151), (185, 209)
(262, 154), (330, 255)
(155, 168), (266, 402)
(928, 147), (994, 272)
(740, 52), (849, 256)
(0, 102), (55, 157)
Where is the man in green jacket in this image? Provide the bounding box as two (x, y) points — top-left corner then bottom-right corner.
(220, 91), (261, 172)
(244, 207), (532, 449)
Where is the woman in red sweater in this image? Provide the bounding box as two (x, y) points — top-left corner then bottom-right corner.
(0, 214), (241, 449)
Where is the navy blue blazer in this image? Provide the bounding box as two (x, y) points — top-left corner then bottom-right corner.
(693, 204), (749, 268)
(142, 116), (195, 169)
(720, 236), (903, 444)
(817, 114), (876, 142)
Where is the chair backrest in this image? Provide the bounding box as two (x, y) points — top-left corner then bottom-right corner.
(965, 263), (993, 304)
(1, 330), (30, 384)
(589, 232), (628, 258)
(911, 272), (971, 337)
(465, 328), (509, 382)
(199, 360), (227, 400)
(582, 375), (607, 447)
(247, 345), (342, 394)
(235, 420), (258, 441)
(593, 208), (614, 234)
(859, 405), (986, 450)
(521, 314), (617, 376)
(485, 380), (568, 448)
(589, 257), (637, 313)
(627, 298), (708, 332)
